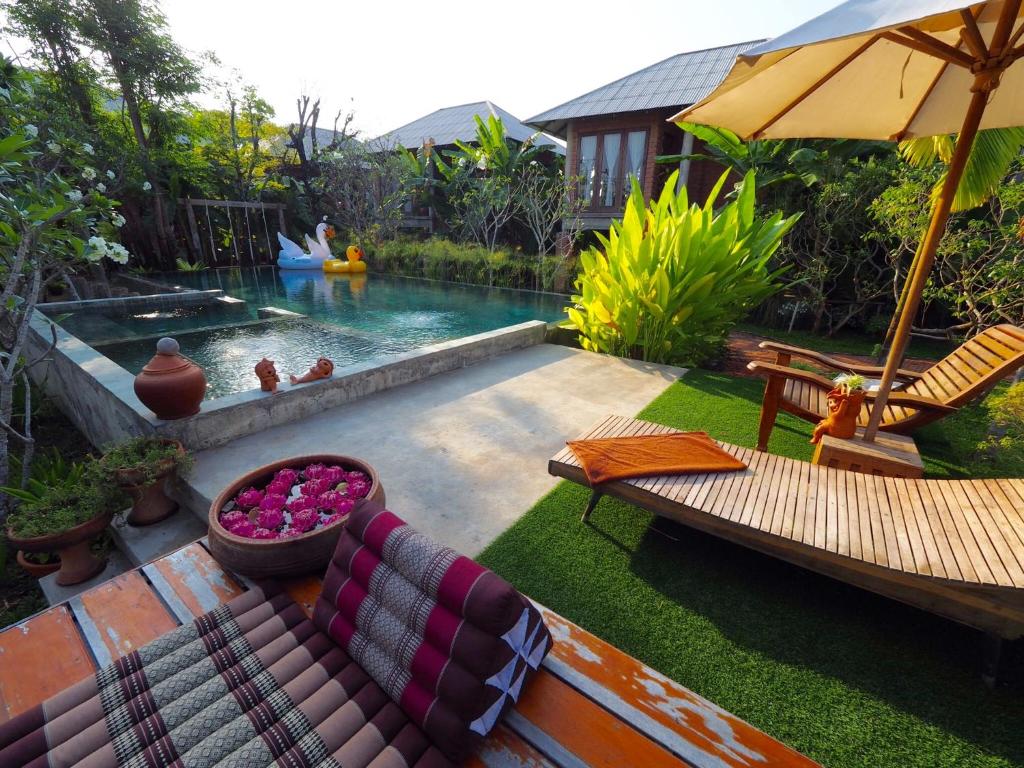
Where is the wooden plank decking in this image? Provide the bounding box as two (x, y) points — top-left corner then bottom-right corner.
(0, 539), (819, 767)
(550, 416), (1024, 641)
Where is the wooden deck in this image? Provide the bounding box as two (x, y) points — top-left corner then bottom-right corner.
(0, 538), (819, 767)
(550, 416), (1024, 643)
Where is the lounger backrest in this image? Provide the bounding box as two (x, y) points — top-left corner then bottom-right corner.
(904, 324), (1024, 406)
(314, 502), (551, 762)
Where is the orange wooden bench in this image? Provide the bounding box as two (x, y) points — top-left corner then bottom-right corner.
(0, 539), (818, 767)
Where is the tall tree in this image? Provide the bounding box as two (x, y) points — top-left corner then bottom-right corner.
(75, 0), (202, 265)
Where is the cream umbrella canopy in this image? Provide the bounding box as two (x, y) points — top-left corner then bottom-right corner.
(671, 0), (1024, 441)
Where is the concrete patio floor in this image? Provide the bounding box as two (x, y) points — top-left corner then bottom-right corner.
(183, 343), (684, 555)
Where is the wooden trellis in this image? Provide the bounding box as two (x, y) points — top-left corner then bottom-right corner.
(179, 198), (288, 267)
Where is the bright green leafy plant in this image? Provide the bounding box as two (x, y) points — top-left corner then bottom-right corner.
(566, 170), (799, 365)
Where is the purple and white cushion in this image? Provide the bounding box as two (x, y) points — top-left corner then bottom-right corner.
(314, 503), (552, 761)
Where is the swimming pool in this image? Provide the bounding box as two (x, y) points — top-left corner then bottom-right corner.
(55, 268), (568, 398)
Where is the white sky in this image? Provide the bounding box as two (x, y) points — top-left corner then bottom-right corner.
(9, 0), (840, 138)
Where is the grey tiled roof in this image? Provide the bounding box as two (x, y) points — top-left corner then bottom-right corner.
(376, 101), (564, 154)
(526, 41), (764, 137)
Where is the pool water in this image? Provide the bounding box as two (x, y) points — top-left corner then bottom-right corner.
(59, 268), (568, 398)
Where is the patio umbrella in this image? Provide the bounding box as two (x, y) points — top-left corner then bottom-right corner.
(670, 0), (1024, 440)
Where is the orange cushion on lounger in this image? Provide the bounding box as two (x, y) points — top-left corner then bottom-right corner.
(567, 431), (747, 485)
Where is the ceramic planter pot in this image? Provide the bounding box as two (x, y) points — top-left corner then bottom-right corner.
(208, 454), (384, 579)
(16, 550), (61, 579)
(8, 510), (113, 586)
(112, 439), (185, 526)
(134, 338), (207, 420)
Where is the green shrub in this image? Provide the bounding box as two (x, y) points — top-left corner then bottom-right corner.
(982, 381), (1024, 454)
(566, 170), (799, 365)
(366, 237), (569, 291)
(100, 437), (192, 485)
(6, 461), (125, 538)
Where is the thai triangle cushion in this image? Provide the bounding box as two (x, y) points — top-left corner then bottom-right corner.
(0, 583), (454, 768)
(313, 501), (552, 762)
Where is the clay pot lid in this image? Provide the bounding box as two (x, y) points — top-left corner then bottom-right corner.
(141, 337), (193, 375)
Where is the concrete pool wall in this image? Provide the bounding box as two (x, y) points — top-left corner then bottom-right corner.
(27, 293), (548, 452)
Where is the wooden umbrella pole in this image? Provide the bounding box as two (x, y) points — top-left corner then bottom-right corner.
(879, 236), (925, 361)
(865, 0), (1022, 441)
(863, 88), (989, 440)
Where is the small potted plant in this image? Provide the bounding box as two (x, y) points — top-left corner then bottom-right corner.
(100, 437), (191, 526)
(811, 373), (868, 444)
(6, 463), (125, 585)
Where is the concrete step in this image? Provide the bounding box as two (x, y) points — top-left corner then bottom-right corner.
(39, 549), (133, 605)
(110, 508), (208, 567)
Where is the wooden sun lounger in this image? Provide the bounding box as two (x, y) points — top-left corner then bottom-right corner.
(549, 415), (1024, 684)
(0, 538), (819, 768)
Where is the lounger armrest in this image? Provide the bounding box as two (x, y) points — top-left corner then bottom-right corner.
(746, 361), (836, 390)
(862, 389), (956, 413)
(757, 341), (923, 380)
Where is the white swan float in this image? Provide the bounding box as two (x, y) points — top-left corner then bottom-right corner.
(277, 221), (334, 269)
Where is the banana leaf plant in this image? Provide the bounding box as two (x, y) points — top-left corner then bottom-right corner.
(566, 169), (800, 365)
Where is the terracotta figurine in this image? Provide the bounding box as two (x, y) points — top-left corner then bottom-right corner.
(290, 357), (335, 385)
(255, 358), (280, 393)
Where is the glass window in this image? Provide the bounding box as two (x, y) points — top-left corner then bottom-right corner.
(579, 135), (597, 205)
(624, 131), (647, 193)
(600, 133), (621, 208)
(577, 129), (648, 210)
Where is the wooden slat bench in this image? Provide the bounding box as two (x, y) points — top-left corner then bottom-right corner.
(0, 539), (818, 768)
(549, 415), (1024, 682)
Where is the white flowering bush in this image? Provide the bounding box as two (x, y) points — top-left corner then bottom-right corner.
(0, 63), (133, 504)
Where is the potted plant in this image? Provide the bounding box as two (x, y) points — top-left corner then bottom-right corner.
(0, 449), (86, 579)
(811, 374), (868, 444)
(5, 464), (125, 585)
(100, 437), (191, 526)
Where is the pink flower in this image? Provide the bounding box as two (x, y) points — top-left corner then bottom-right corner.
(318, 491), (355, 515)
(291, 509), (319, 533)
(274, 468), (299, 487)
(265, 477), (294, 497)
(323, 466), (346, 486)
(346, 479), (370, 499)
(259, 493), (287, 512)
(235, 487), (264, 509)
(279, 527), (305, 538)
(301, 477), (330, 497)
(303, 463), (327, 480)
(287, 495), (318, 514)
(250, 527), (278, 540)
(322, 512), (347, 527)
(220, 510), (249, 530)
(257, 508), (284, 530)
(345, 470), (367, 484)
(230, 520), (256, 538)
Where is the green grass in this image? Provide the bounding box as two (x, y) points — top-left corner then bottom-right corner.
(479, 369), (1024, 768)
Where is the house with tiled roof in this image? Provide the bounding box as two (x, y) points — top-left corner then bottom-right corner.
(527, 41), (762, 230)
(376, 100), (563, 154)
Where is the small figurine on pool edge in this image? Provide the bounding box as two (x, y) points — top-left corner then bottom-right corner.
(255, 358), (280, 393)
(290, 357), (335, 385)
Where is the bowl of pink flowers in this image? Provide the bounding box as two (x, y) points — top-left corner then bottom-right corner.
(207, 454), (383, 578)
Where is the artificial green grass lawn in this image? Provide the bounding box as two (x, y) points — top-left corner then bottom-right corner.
(478, 369), (1024, 768)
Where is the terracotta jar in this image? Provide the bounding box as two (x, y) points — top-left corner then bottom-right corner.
(8, 511), (113, 586)
(134, 337), (206, 420)
(811, 387), (867, 443)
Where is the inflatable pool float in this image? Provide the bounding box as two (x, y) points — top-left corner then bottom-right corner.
(323, 245), (367, 273)
(277, 222), (334, 270)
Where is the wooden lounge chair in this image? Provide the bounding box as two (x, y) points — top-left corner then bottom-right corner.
(747, 324), (1024, 452)
(550, 415), (1024, 684)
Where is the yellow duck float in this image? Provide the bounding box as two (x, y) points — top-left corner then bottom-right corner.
(323, 245), (367, 273)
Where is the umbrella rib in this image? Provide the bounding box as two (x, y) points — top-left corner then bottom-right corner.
(883, 29), (975, 68)
(958, 8), (989, 61)
(750, 35), (881, 139)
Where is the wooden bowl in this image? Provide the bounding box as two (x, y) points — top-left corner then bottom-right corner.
(207, 454), (384, 579)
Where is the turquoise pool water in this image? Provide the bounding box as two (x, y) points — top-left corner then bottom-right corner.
(57, 268), (568, 398)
